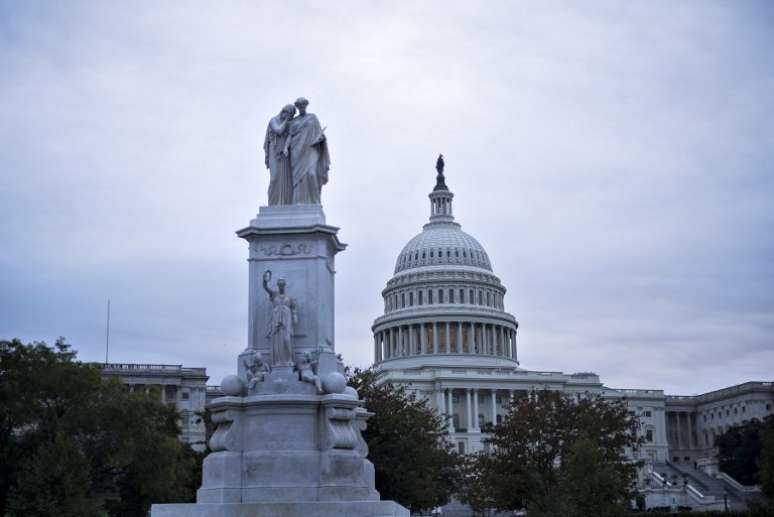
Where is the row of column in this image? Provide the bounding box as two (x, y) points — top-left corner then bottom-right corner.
(671, 411), (696, 450)
(436, 387), (517, 433)
(374, 321), (517, 362)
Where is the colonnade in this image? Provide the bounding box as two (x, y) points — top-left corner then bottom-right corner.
(435, 387), (518, 433)
(374, 321), (517, 362)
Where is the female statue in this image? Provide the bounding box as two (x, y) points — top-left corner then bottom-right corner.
(263, 104), (296, 205)
(288, 97), (330, 204)
(262, 270), (297, 366)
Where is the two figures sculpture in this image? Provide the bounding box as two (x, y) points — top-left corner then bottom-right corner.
(263, 97), (330, 205)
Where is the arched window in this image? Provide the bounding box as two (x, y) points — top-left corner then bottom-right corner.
(439, 289), (444, 304)
(418, 291), (423, 305)
(486, 292), (491, 306)
(401, 293), (406, 308)
(469, 289), (474, 303)
(459, 289), (464, 303)
(449, 289), (455, 303)
(409, 292), (414, 306)
(478, 290), (483, 305)
(428, 290), (434, 304)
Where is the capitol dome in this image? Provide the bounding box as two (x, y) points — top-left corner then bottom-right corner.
(394, 225), (492, 274)
(372, 158), (519, 367)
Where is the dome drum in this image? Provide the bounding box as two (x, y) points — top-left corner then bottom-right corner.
(373, 319), (518, 363)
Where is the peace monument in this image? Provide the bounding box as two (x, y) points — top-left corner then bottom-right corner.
(151, 99), (408, 516)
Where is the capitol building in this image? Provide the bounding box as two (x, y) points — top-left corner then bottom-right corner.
(371, 161), (772, 510)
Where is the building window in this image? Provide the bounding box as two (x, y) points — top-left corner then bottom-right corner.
(767, 404), (771, 411)
(449, 289), (455, 303)
(401, 293), (406, 308)
(645, 410), (652, 417)
(458, 442), (465, 454)
(409, 292), (414, 306)
(486, 291), (491, 306)
(469, 289), (474, 304)
(182, 391), (190, 401)
(439, 289), (444, 303)
(646, 430), (653, 443)
(478, 290), (483, 305)
(459, 289), (464, 303)
(742, 406), (746, 413)
(429, 290), (433, 304)
(418, 291), (423, 305)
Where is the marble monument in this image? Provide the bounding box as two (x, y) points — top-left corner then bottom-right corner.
(151, 99), (408, 517)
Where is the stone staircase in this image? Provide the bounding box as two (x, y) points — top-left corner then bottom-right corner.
(653, 461), (747, 510)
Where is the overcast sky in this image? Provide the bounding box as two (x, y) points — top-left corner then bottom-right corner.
(1, 1), (773, 395)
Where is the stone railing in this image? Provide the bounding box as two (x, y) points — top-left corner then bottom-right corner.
(101, 363), (207, 376)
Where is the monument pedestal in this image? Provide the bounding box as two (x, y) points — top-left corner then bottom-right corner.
(152, 205), (408, 517)
(152, 501), (409, 517)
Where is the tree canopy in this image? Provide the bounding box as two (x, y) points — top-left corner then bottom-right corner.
(348, 368), (462, 514)
(458, 390), (642, 517)
(717, 415), (774, 486)
(0, 338), (200, 517)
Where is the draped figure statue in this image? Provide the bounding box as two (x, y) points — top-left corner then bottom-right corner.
(263, 104), (296, 205)
(262, 270), (297, 366)
(288, 97), (330, 204)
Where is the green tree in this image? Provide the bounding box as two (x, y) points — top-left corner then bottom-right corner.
(458, 390), (641, 516)
(717, 415), (774, 486)
(7, 432), (101, 517)
(348, 368), (462, 514)
(757, 426), (774, 513)
(0, 338), (199, 516)
(557, 437), (631, 517)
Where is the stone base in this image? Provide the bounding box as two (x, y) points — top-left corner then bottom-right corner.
(151, 500), (409, 517)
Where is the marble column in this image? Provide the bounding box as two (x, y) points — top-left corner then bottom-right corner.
(465, 389), (472, 431)
(468, 321), (474, 353)
(473, 389), (480, 431)
(491, 390), (497, 425)
(420, 323), (427, 354)
(687, 412), (694, 449)
(456, 322), (462, 353)
(499, 326), (505, 356)
(445, 321), (451, 354)
(409, 324), (415, 356)
(676, 413), (683, 450)
(373, 334), (379, 362)
(447, 389), (455, 432)
(433, 322), (439, 354)
(398, 326), (403, 357)
(437, 388), (445, 415)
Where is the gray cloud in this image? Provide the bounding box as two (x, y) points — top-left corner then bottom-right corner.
(1, 1), (772, 394)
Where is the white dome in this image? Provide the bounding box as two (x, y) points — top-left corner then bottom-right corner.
(394, 223), (492, 274)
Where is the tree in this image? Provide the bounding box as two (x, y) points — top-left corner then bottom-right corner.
(348, 368), (462, 514)
(717, 415), (774, 486)
(0, 338), (199, 516)
(458, 390), (641, 516)
(755, 426), (774, 514)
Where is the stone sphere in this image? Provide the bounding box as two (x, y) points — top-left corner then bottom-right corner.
(221, 374), (245, 396)
(343, 386), (359, 399)
(322, 372), (347, 394)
